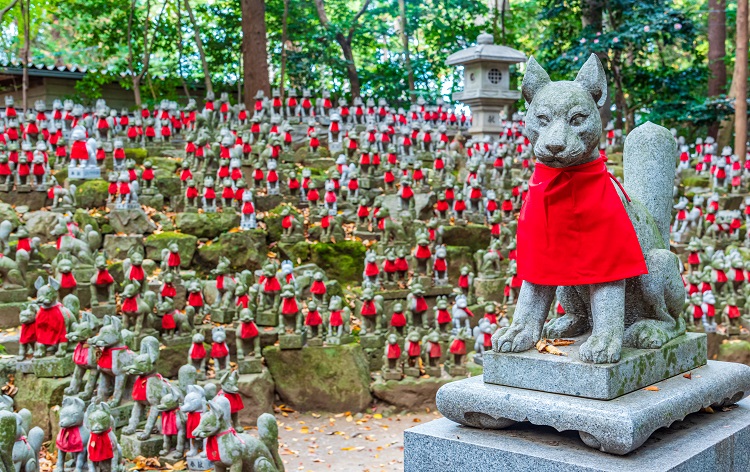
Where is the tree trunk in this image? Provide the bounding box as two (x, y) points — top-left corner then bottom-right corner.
(581, 0), (611, 127)
(279, 0), (289, 102)
(708, 0), (727, 137)
(21, 0), (30, 111)
(241, 0), (270, 109)
(736, 0), (748, 163)
(336, 34), (360, 98)
(175, 0), (191, 99)
(184, 0), (213, 96)
(132, 77), (143, 109)
(398, 0), (415, 102)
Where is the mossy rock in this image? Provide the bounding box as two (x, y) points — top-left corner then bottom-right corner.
(175, 211), (240, 239)
(73, 208), (99, 232)
(195, 229), (268, 273)
(682, 175), (710, 188)
(446, 245), (475, 282)
(14, 374), (70, 439)
(150, 156), (180, 174)
(75, 179), (109, 208)
(371, 376), (458, 410)
(277, 241), (311, 263)
(154, 172), (181, 199)
(309, 241), (366, 285)
(441, 224), (491, 254)
(718, 340), (750, 365)
(124, 148), (148, 164)
(144, 231), (197, 268)
(264, 204), (303, 243)
(0, 203), (20, 229)
(263, 343), (372, 412)
(237, 369), (276, 426)
(54, 167), (68, 184)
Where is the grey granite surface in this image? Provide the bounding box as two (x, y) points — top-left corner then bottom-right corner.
(436, 361), (750, 454)
(484, 332), (707, 399)
(406, 398), (750, 471)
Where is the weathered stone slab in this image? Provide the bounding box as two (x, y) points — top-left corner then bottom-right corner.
(33, 355), (75, 378)
(264, 343), (372, 412)
(372, 375), (461, 410)
(483, 333), (707, 400)
(120, 433), (163, 460)
(187, 455), (213, 472)
(236, 370), (275, 426)
(14, 374), (70, 439)
(407, 398), (750, 471)
(436, 361), (750, 455)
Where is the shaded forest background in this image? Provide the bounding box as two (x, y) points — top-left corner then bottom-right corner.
(0, 0), (747, 139)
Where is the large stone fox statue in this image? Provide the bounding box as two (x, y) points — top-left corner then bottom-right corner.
(492, 54), (684, 364)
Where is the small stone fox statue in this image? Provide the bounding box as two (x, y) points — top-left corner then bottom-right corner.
(56, 396), (90, 472)
(492, 54), (684, 364)
(84, 402), (123, 472)
(12, 408), (44, 472)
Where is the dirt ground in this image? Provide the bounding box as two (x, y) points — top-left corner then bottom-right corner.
(270, 406), (442, 472)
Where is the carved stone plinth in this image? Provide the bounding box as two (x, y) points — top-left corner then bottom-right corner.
(279, 333), (304, 350)
(237, 358), (263, 375)
(33, 355), (74, 378)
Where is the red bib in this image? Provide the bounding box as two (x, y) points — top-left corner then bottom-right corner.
(88, 430), (114, 462)
(190, 342), (206, 359)
(35, 303), (66, 345)
(57, 426), (84, 453)
(221, 391), (244, 413)
(517, 158), (647, 285)
(161, 409), (178, 435)
(240, 321), (259, 339)
(211, 342), (229, 358)
(186, 411), (201, 439)
(73, 342), (88, 366)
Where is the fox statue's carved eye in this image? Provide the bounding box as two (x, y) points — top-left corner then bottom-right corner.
(536, 114), (550, 126)
(569, 113), (588, 126)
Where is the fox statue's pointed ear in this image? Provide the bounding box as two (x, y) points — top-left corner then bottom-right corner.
(522, 57), (551, 105)
(575, 54), (608, 107)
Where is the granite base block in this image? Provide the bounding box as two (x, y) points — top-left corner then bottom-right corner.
(120, 433), (163, 460)
(405, 400), (750, 472)
(436, 361), (750, 455)
(483, 332), (707, 399)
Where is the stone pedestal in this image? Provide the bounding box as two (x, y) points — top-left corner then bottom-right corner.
(406, 399), (750, 471)
(187, 455), (213, 472)
(210, 306), (235, 324)
(279, 333), (304, 350)
(436, 362), (750, 455)
(120, 433), (163, 460)
(0, 287), (28, 303)
(32, 355), (75, 378)
(483, 333), (707, 400)
(91, 303), (117, 318)
(473, 276), (504, 302)
(237, 358), (263, 374)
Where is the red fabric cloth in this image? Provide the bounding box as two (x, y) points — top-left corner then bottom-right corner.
(517, 158), (647, 285)
(365, 262), (379, 277)
(240, 321), (259, 339)
(407, 341), (420, 357)
(122, 296), (139, 313)
(310, 280), (326, 295)
(57, 426), (84, 453)
(281, 297), (298, 315)
(161, 283), (176, 298)
(221, 391), (244, 413)
(19, 322), (36, 344)
(161, 409), (178, 435)
(387, 343), (401, 359)
(211, 342), (229, 358)
(429, 342), (442, 358)
(390, 312), (407, 327)
(728, 306), (741, 319)
(437, 309), (451, 324)
(87, 430), (114, 462)
(73, 342), (88, 366)
(186, 411), (201, 439)
(329, 310), (343, 327)
(59, 272), (76, 289)
(167, 251), (181, 267)
(96, 269), (114, 285)
(129, 265), (145, 281)
(188, 292), (204, 307)
(361, 300), (377, 316)
(450, 339), (466, 355)
(36, 303), (66, 345)
(190, 342), (206, 359)
(414, 297), (428, 312)
(97, 346), (126, 369)
(305, 310), (323, 326)
(132, 374), (151, 401)
(415, 245), (431, 259)
(162, 311), (177, 330)
(434, 258), (447, 271)
(264, 276), (281, 292)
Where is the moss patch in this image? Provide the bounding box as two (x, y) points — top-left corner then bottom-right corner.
(264, 343), (372, 412)
(718, 340), (750, 365)
(195, 229), (268, 274)
(144, 231), (198, 268)
(75, 179), (109, 208)
(0, 203), (20, 229)
(175, 211), (240, 239)
(309, 241), (367, 285)
(441, 224), (491, 253)
(124, 148), (148, 164)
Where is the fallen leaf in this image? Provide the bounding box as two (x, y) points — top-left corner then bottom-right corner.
(551, 339), (575, 346)
(683, 372), (692, 380)
(644, 386), (660, 391)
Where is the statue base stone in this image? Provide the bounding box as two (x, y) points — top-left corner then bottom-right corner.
(279, 333), (304, 350)
(120, 433), (163, 460)
(32, 355), (75, 378)
(237, 358), (263, 374)
(483, 332), (707, 400)
(0, 287), (28, 303)
(90, 303), (117, 318)
(435, 361), (750, 455)
(473, 277), (504, 302)
(187, 455), (213, 472)
(209, 306), (235, 324)
(406, 398), (750, 471)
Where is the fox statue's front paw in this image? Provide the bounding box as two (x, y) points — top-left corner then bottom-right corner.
(579, 332), (622, 364)
(542, 314), (589, 339)
(492, 322), (538, 353)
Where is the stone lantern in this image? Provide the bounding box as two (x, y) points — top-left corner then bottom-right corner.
(446, 32), (526, 138)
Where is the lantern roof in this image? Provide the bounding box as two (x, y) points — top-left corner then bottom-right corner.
(446, 32), (527, 67)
